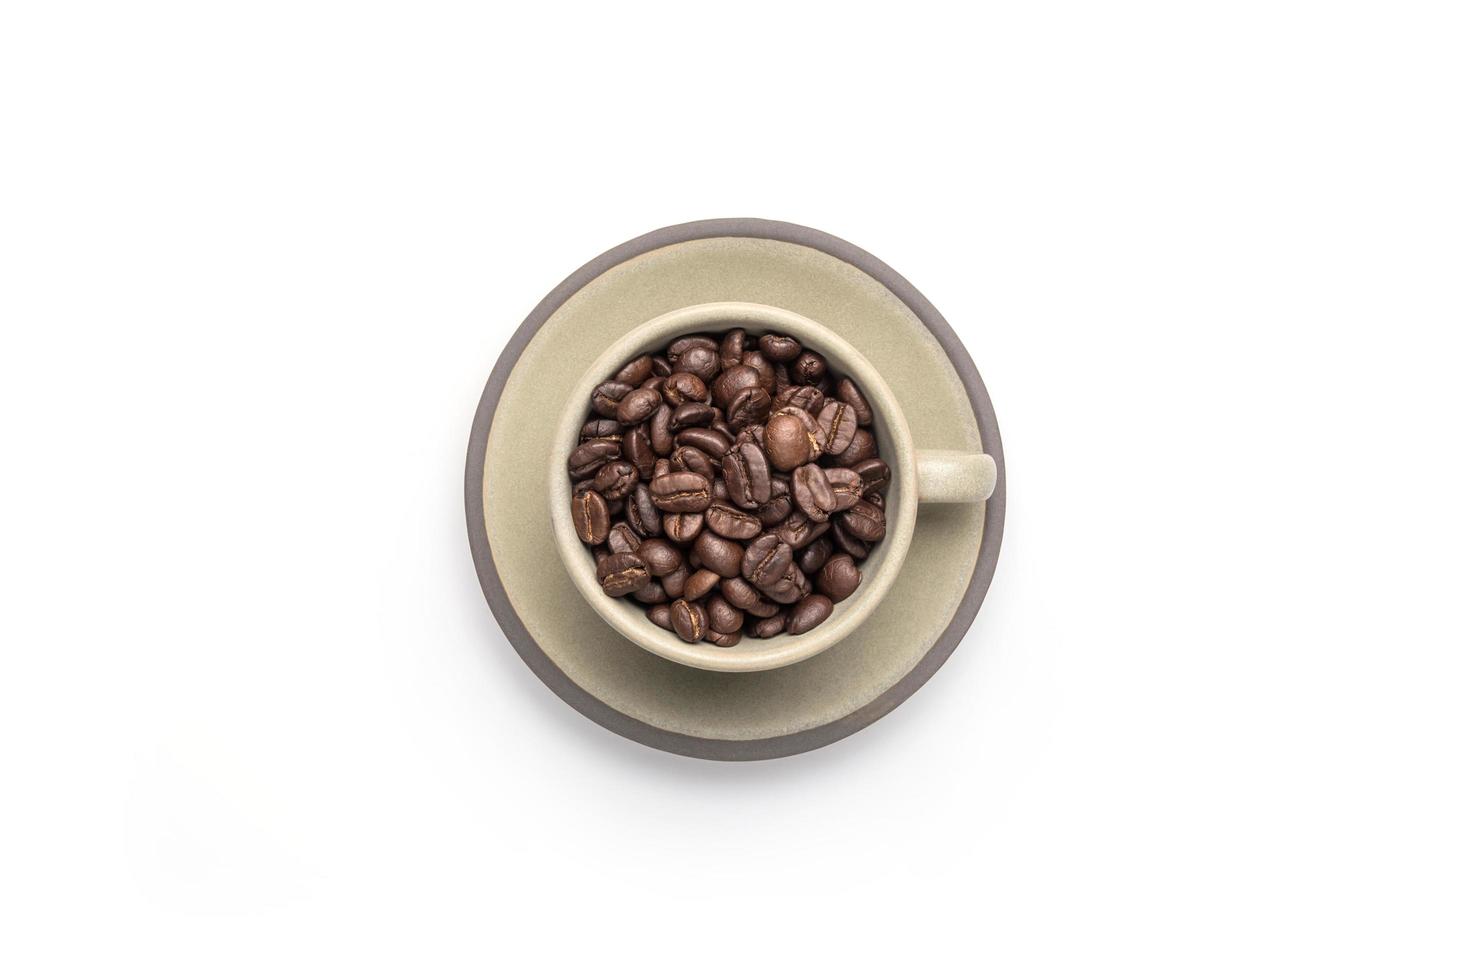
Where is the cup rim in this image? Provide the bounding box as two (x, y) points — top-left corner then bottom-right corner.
(549, 301), (917, 672)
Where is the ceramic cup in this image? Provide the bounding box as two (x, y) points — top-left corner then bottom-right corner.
(549, 301), (995, 672)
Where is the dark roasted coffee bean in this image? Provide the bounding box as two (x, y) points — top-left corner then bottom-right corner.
(670, 599), (707, 643)
(816, 554), (862, 601)
(649, 404), (674, 455)
(616, 387), (662, 425)
(711, 478), (729, 501)
(670, 402), (718, 430)
(652, 458), (672, 478)
(607, 521), (641, 554)
(764, 407), (821, 471)
(757, 477), (792, 526)
(824, 467), (863, 511)
(776, 511), (829, 550)
(668, 335), (718, 357)
(850, 457), (890, 494)
(581, 419), (623, 441)
(711, 421), (737, 442)
(623, 425), (655, 478)
(651, 355), (673, 377)
(711, 365), (761, 408)
(571, 489), (611, 545)
(721, 441), (772, 508)
(865, 490), (885, 510)
(606, 497), (625, 517)
(676, 427), (732, 458)
(726, 386), (772, 428)
(749, 613), (787, 638)
(672, 345), (720, 382)
(815, 400), (858, 455)
(638, 538), (682, 576)
(787, 594), (833, 635)
(792, 463), (836, 521)
(661, 564), (690, 598)
(592, 460), (638, 501)
(772, 362), (793, 393)
(741, 350), (775, 391)
(746, 597), (781, 618)
(614, 354), (654, 386)
(757, 334), (801, 362)
(625, 483), (659, 537)
(649, 471), (712, 513)
(684, 568), (721, 601)
(798, 536), (832, 576)
(719, 329), (746, 369)
(772, 384), (824, 416)
(670, 445), (717, 482)
(705, 629), (742, 647)
(590, 380), (633, 418)
(741, 533), (792, 588)
(632, 579), (667, 604)
(596, 552), (649, 597)
(791, 350), (826, 385)
(705, 503), (762, 540)
(838, 498), (886, 542)
(639, 374), (664, 391)
(693, 530), (744, 578)
(647, 603), (673, 631)
(568, 438), (623, 478)
(735, 423), (764, 447)
(836, 378), (873, 425)
(706, 594), (744, 635)
(761, 566), (804, 604)
(830, 521), (869, 559)
(829, 427), (877, 466)
(720, 576), (762, 611)
(663, 511), (704, 543)
(662, 372), (708, 406)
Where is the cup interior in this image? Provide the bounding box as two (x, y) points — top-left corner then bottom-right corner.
(549, 301), (918, 672)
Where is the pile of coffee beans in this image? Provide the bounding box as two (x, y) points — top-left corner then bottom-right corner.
(568, 328), (891, 647)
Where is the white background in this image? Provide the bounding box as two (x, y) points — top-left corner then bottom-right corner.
(2, 2), (1466, 976)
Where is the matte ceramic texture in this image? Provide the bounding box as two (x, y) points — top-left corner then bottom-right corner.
(550, 300), (991, 673)
(466, 219), (1006, 760)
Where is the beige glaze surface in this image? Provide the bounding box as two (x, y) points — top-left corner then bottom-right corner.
(482, 236), (986, 740)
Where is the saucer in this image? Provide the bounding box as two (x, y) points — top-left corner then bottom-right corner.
(466, 219), (1006, 760)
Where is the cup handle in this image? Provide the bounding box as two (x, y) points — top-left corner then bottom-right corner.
(915, 450), (996, 504)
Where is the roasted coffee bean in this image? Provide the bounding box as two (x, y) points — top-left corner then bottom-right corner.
(632, 579), (667, 604)
(757, 477), (793, 527)
(719, 329), (746, 369)
(627, 484), (660, 536)
(787, 594), (833, 635)
(592, 460), (638, 501)
(670, 402), (718, 430)
(792, 463), (837, 521)
(616, 387), (662, 425)
(829, 427), (877, 466)
(865, 490), (885, 510)
(838, 498), (886, 542)
(672, 345), (720, 382)
(772, 384), (824, 416)
(711, 365), (761, 408)
(693, 530), (744, 578)
(596, 552), (649, 597)
(651, 355), (673, 377)
(639, 538), (682, 576)
(670, 445), (718, 482)
(649, 471), (712, 513)
(676, 427), (732, 458)
(590, 380), (633, 417)
(706, 595), (744, 635)
(661, 564), (690, 598)
(777, 511), (829, 550)
(772, 362), (793, 393)
(581, 419), (623, 441)
(662, 372), (708, 406)
(614, 354), (654, 386)
(649, 404), (674, 455)
(741, 350), (775, 391)
(836, 378), (873, 425)
(607, 522), (641, 554)
(571, 489), (611, 545)
(764, 407), (822, 471)
(684, 568), (721, 601)
(749, 613), (786, 638)
(734, 423), (764, 448)
(824, 467), (863, 511)
(851, 457), (890, 494)
(705, 629), (742, 647)
(720, 576), (762, 610)
(761, 565), (804, 604)
(668, 336), (718, 357)
(726, 387), (772, 429)
(663, 511), (704, 543)
(722, 441), (773, 508)
(652, 457), (672, 478)
(670, 599), (707, 643)
(568, 438), (623, 478)
(758, 334), (802, 362)
(711, 478), (729, 501)
(711, 420), (737, 443)
(647, 603), (673, 631)
(798, 536), (832, 576)
(747, 597), (781, 618)
(830, 521), (869, 560)
(791, 350), (827, 385)
(705, 503), (762, 540)
(816, 554), (862, 601)
(815, 400), (858, 455)
(623, 425), (655, 478)
(742, 533), (793, 588)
